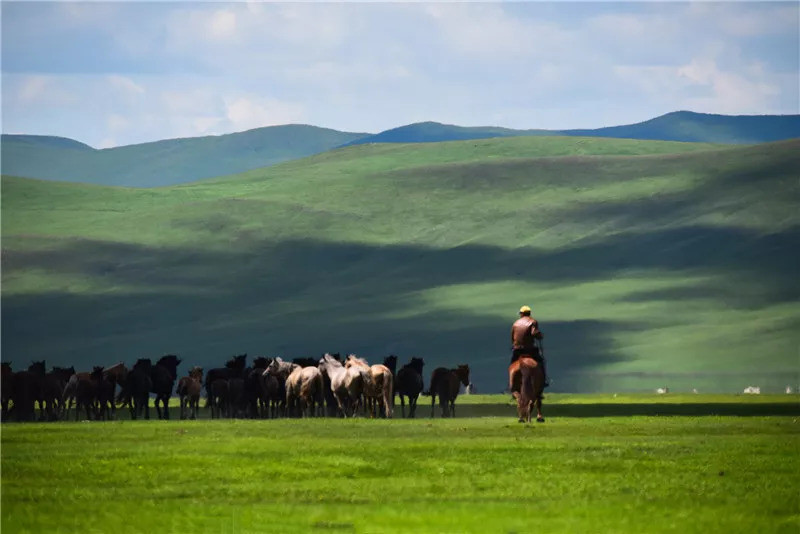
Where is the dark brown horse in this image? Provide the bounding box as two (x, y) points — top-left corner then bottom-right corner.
(429, 364), (470, 418)
(177, 366), (203, 420)
(508, 357), (544, 423)
(395, 357), (424, 418)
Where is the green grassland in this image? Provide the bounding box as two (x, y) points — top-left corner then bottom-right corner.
(2, 395), (799, 533)
(2, 135), (799, 392)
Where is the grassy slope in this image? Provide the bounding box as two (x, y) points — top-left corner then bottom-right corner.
(2, 136), (799, 392)
(0, 125), (369, 187)
(2, 397), (799, 534)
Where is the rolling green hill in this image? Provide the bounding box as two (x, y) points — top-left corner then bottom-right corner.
(0, 124), (369, 187)
(4, 112), (798, 189)
(2, 136), (798, 393)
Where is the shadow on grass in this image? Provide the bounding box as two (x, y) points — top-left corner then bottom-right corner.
(457, 401), (800, 418)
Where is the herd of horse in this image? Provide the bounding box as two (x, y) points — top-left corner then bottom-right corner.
(1, 352), (545, 423)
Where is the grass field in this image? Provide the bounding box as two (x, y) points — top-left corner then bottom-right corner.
(2, 395), (799, 533)
(2, 136), (799, 392)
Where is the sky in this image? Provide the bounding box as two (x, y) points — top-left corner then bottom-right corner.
(2, 1), (798, 148)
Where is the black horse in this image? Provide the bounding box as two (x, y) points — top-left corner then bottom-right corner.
(429, 364), (470, 418)
(204, 354), (247, 409)
(244, 357), (271, 418)
(151, 355), (181, 419)
(126, 358), (153, 420)
(41, 366), (74, 420)
(395, 357), (425, 418)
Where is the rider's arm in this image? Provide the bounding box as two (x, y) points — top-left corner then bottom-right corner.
(531, 319), (543, 340)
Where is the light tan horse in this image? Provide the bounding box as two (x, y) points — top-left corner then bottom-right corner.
(508, 357), (544, 423)
(346, 355), (393, 418)
(286, 365), (324, 417)
(177, 366), (203, 420)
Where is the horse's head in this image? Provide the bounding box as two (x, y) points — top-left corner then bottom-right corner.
(190, 366), (203, 380)
(133, 358), (152, 371)
(383, 355), (398, 371)
(52, 366), (75, 381)
(345, 354), (369, 369)
(91, 366), (105, 380)
(226, 354), (247, 370)
(252, 357), (270, 370)
(408, 357), (425, 373)
(455, 364), (470, 386)
(28, 360), (46, 375)
(320, 353), (343, 370)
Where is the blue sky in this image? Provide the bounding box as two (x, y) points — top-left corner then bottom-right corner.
(2, 1), (798, 148)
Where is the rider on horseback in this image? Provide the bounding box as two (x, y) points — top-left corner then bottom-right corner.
(510, 305), (549, 387)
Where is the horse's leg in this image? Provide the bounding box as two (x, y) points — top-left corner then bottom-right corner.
(536, 394), (544, 423)
(430, 393), (436, 418)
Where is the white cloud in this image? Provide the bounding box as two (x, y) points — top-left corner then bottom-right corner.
(18, 76), (50, 103)
(223, 96), (307, 131)
(107, 75), (145, 97)
(209, 9), (237, 40)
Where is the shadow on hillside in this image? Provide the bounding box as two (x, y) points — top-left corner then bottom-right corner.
(2, 217), (797, 389)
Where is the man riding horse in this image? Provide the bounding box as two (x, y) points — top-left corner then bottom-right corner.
(510, 305), (549, 388)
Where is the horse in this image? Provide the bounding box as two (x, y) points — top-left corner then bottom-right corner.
(209, 378), (229, 419)
(429, 364), (470, 418)
(150, 355), (181, 419)
(346, 355), (389, 418)
(320, 352), (342, 416)
(177, 366), (203, 420)
(259, 371), (282, 418)
(318, 353), (351, 417)
(395, 357), (424, 418)
(74, 367), (102, 421)
(204, 354), (247, 409)
(284, 365), (324, 418)
(244, 357), (271, 418)
(508, 356), (545, 423)
(93, 367), (116, 421)
(1, 362), (12, 421)
(8, 361), (45, 422)
(25, 361), (48, 420)
(265, 357), (299, 417)
(126, 359), (153, 420)
(41, 366), (75, 421)
(101, 362), (128, 418)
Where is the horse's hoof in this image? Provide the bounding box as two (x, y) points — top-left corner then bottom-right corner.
(537, 417), (545, 423)
(518, 418), (525, 423)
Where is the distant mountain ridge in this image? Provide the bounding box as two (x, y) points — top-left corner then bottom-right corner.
(346, 111), (800, 146)
(1, 124), (369, 188)
(2, 111), (798, 187)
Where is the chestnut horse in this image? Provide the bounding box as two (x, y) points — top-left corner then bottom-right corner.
(429, 364), (470, 418)
(508, 356), (544, 423)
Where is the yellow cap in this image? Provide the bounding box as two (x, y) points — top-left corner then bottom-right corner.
(519, 305), (531, 313)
